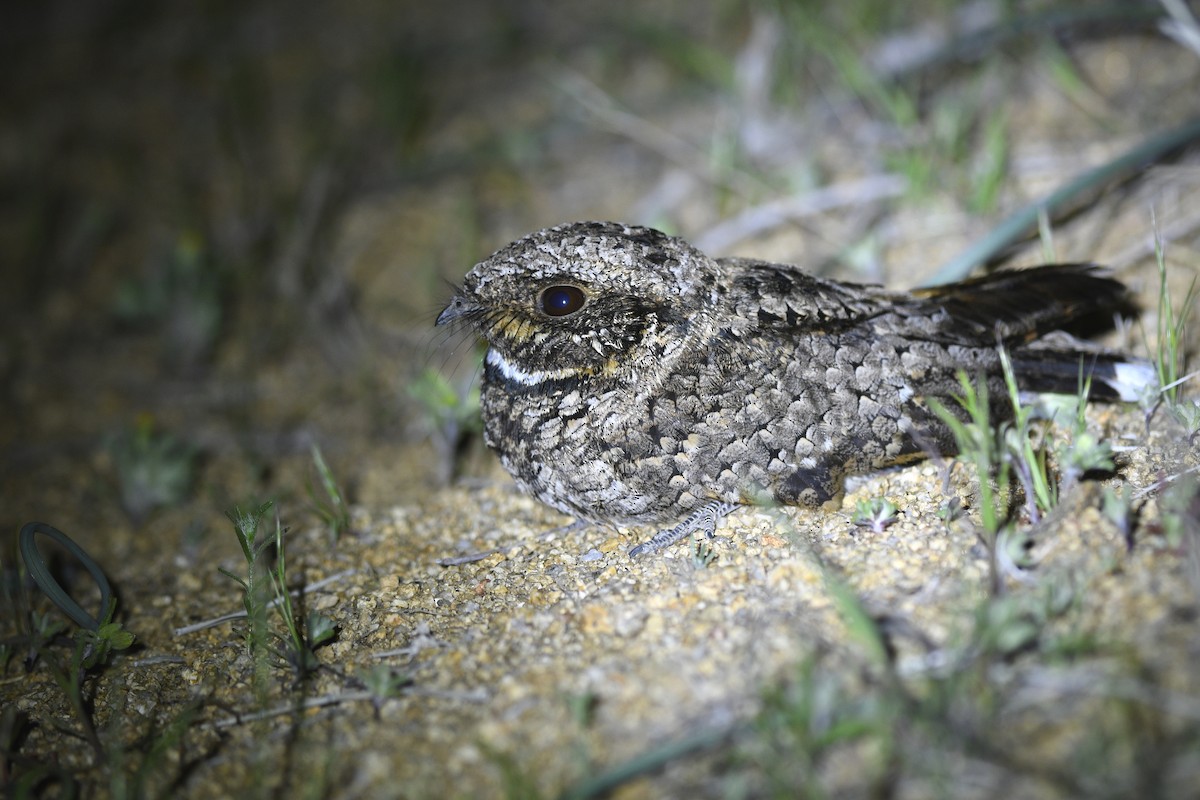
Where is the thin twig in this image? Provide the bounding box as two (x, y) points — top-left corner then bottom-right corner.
(436, 550), (498, 566)
(132, 654), (187, 667)
(211, 690), (374, 728)
(1132, 462), (1200, 500)
(173, 568), (357, 636)
(692, 174), (906, 254)
(209, 685), (489, 729)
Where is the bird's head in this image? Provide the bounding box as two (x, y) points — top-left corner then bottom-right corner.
(437, 221), (716, 387)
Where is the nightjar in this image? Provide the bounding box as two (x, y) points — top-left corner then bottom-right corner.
(437, 221), (1148, 553)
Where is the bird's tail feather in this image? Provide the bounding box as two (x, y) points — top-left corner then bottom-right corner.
(1012, 348), (1155, 402)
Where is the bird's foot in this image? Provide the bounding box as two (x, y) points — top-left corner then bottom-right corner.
(629, 501), (740, 557)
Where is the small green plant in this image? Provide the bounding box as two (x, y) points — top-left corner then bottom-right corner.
(220, 501), (276, 677)
(745, 654), (899, 799)
(1150, 238), (1198, 425)
(1053, 371), (1115, 495)
(852, 497), (899, 533)
(408, 365), (483, 484)
(360, 664), (411, 717)
(964, 575), (1094, 665)
(17, 524), (135, 657)
(929, 345), (1103, 538)
(220, 501), (336, 681)
(271, 536), (337, 676)
(973, 592), (1045, 660)
(929, 371), (1012, 540)
(266, 508), (337, 676)
(111, 232), (224, 369)
(17, 523), (137, 761)
(307, 442), (352, 543)
(691, 536), (719, 568)
(997, 346), (1058, 523)
(926, 352), (1076, 593)
(1167, 397), (1200, 433)
(106, 414), (197, 524)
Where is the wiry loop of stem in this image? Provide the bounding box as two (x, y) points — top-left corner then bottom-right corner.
(18, 522), (114, 632)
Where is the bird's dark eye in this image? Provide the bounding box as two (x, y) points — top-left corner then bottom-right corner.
(538, 285), (587, 317)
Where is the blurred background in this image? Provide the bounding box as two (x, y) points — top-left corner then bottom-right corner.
(2, 0), (1197, 566)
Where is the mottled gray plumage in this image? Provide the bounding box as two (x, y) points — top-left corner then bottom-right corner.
(437, 221), (1143, 536)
